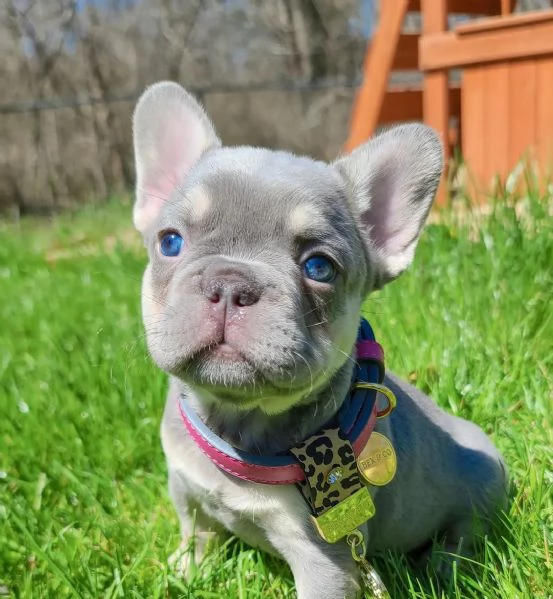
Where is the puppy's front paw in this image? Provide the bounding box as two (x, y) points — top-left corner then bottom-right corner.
(168, 539), (195, 579)
(168, 532), (218, 579)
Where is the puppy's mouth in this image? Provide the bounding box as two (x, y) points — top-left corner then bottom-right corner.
(207, 342), (247, 362)
(176, 341), (329, 414)
(179, 341), (260, 386)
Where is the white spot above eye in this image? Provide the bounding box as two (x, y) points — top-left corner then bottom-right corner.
(188, 185), (212, 222)
(288, 204), (326, 235)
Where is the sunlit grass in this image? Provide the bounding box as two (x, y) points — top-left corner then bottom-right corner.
(1, 192), (551, 598)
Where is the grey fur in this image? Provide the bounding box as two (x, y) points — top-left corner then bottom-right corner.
(132, 82), (507, 599)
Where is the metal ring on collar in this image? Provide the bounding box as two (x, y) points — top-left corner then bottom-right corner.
(350, 382), (397, 418)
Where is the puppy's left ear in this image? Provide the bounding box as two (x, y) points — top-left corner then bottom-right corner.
(333, 124), (443, 288)
(132, 81), (221, 233)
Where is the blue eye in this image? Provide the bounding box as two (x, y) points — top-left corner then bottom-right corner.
(159, 232), (184, 257)
(303, 255), (336, 283)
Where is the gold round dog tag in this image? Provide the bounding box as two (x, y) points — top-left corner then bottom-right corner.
(357, 432), (397, 486)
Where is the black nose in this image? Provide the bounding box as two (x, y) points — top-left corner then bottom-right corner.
(202, 263), (262, 307)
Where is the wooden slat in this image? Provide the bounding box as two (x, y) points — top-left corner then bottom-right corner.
(392, 34), (419, 70)
(462, 69), (486, 195)
(535, 56), (553, 180)
(420, 19), (553, 71)
(422, 0), (449, 206)
(501, 0), (513, 16)
(456, 9), (553, 35)
(378, 85), (461, 123)
(508, 60), (537, 175)
(408, 0), (504, 15)
(345, 0), (409, 151)
(482, 63), (510, 188)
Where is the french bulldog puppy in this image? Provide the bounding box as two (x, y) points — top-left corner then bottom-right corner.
(132, 81), (507, 599)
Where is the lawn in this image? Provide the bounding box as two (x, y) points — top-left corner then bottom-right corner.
(0, 193), (551, 599)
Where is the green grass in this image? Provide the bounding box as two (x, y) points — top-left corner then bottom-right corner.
(1, 193), (552, 598)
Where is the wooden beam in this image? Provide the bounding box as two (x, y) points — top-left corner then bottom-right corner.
(456, 9), (553, 35)
(420, 17), (553, 71)
(408, 0), (504, 15)
(378, 85), (460, 124)
(536, 56), (553, 179)
(344, 0), (409, 152)
(500, 0), (513, 15)
(421, 0), (449, 206)
(482, 63), (510, 189)
(508, 60), (537, 174)
(462, 68), (487, 197)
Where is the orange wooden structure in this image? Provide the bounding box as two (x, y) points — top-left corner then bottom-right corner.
(421, 9), (553, 196)
(346, 1), (553, 204)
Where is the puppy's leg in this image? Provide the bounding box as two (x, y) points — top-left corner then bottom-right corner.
(417, 516), (485, 583)
(413, 530), (471, 582)
(269, 531), (361, 599)
(437, 456), (509, 580)
(437, 514), (487, 580)
(167, 469), (225, 577)
(291, 545), (361, 599)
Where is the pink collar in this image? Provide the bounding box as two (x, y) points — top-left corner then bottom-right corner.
(178, 320), (385, 485)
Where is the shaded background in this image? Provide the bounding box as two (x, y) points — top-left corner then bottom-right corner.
(0, 0), (549, 216)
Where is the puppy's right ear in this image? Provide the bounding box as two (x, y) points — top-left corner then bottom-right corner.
(333, 124), (442, 288)
(132, 81), (220, 233)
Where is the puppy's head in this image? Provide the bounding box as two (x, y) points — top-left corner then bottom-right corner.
(133, 82), (442, 415)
